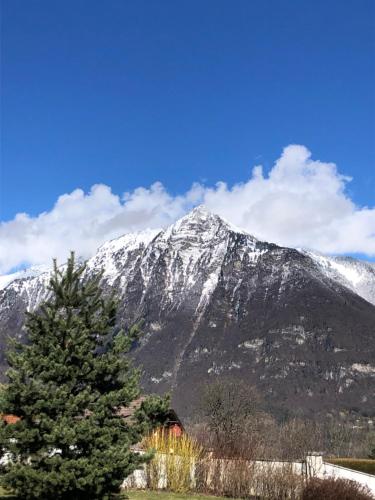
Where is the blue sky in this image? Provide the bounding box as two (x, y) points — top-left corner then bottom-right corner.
(1, 0), (374, 271)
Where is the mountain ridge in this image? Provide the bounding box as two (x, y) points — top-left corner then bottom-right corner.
(1, 206), (375, 420)
(1, 206), (374, 306)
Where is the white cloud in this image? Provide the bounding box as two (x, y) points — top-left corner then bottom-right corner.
(1, 145), (374, 274)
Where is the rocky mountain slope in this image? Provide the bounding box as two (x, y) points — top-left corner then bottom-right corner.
(1, 206), (375, 420)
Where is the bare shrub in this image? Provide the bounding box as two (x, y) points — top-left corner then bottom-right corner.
(253, 464), (304, 500)
(220, 459), (254, 498)
(196, 458), (303, 500)
(302, 477), (375, 500)
(195, 457), (256, 498)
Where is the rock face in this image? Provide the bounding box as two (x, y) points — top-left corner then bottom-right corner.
(1, 206), (375, 420)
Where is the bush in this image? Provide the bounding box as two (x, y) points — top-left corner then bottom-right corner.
(302, 477), (374, 500)
(196, 458), (255, 498)
(253, 464), (303, 500)
(196, 459), (303, 500)
(143, 428), (202, 493)
(326, 458), (375, 475)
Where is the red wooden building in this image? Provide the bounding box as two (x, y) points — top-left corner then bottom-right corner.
(1, 414), (21, 425)
(117, 396), (184, 437)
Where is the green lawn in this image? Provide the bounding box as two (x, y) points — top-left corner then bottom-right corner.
(0, 486), (235, 500)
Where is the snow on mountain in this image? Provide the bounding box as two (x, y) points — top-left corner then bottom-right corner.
(0, 206), (259, 312)
(1, 206), (375, 310)
(0, 265), (49, 291)
(87, 228), (161, 285)
(304, 250), (375, 306)
(86, 205), (264, 316)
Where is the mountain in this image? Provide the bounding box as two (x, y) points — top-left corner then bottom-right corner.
(1, 206), (375, 421)
(302, 250), (375, 307)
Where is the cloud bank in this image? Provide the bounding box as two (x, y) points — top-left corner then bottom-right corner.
(1, 145), (374, 274)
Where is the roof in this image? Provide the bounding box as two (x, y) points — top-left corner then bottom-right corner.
(116, 396), (147, 419)
(1, 414), (21, 425)
(116, 396), (183, 429)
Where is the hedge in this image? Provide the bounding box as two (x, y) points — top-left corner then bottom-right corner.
(326, 458), (375, 476)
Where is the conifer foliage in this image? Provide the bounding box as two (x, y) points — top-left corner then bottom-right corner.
(0, 253), (168, 499)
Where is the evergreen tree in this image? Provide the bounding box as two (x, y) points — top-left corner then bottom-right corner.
(0, 253), (168, 500)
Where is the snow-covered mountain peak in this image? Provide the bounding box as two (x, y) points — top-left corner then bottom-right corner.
(180, 205), (250, 233)
(164, 205), (222, 235)
(163, 205), (255, 242)
(184, 204), (212, 219)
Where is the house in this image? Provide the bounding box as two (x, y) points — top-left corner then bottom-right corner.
(116, 396), (184, 437)
(1, 414), (21, 425)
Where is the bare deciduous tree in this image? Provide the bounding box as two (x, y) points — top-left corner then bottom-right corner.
(200, 378), (262, 457)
